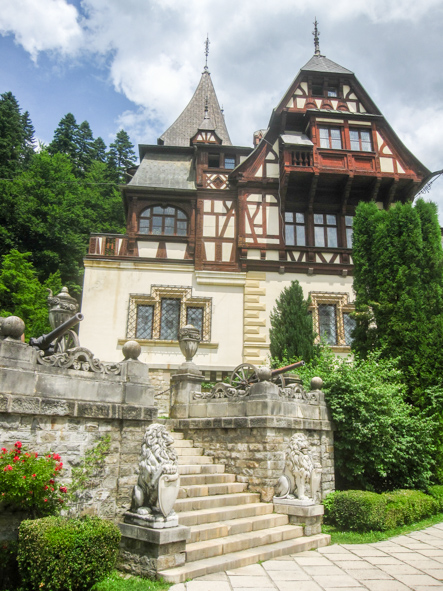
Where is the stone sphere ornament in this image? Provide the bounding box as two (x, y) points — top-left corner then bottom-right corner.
(2, 316), (25, 340)
(123, 340), (142, 360)
(257, 366), (272, 382)
(310, 376), (324, 391)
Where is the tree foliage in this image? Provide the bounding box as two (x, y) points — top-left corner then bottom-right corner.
(352, 199), (443, 400)
(269, 280), (317, 364)
(0, 92), (35, 179)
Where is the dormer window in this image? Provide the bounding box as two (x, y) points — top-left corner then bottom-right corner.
(224, 155), (236, 170)
(327, 87), (338, 98)
(139, 206), (188, 236)
(208, 153), (220, 168)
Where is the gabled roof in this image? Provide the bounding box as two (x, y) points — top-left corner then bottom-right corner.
(301, 54), (353, 75)
(158, 70), (231, 147)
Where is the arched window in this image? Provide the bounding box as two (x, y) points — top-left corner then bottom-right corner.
(139, 206), (188, 236)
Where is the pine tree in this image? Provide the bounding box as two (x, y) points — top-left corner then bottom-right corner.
(76, 120), (95, 173)
(91, 137), (107, 163)
(269, 280), (317, 363)
(107, 130), (137, 182)
(0, 92), (35, 178)
(48, 113), (79, 165)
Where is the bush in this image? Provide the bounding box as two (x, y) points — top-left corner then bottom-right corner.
(428, 485), (443, 510)
(0, 539), (20, 590)
(325, 489), (440, 532)
(18, 516), (121, 590)
(0, 441), (67, 517)
(298, 349), (436, 492)
(325, 490), (387, 531)
(384, 490), (438, 529)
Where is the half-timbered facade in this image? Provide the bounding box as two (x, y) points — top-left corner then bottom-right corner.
(81, 46), (430, 384)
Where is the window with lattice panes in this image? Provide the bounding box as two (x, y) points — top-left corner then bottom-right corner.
(285, 212), (306, 246)
(310, 292), (355, 348)
(139, 206), (188, 237)
(127, 286), (211, 342)
(314, 214), (338, 248)
(349, 128), (372, 152)
(319, 127), (342, 150)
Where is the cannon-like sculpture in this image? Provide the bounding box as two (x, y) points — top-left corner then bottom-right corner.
(230, 360), (305, 389)
(29, 313), (84, 355)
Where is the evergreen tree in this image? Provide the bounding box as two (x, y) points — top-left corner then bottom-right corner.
(269, 280), (317, 363)
(352, 199), (443, 398)
(91, 136), (107, 163)
(76, 120), (95, 173)
(48, 113), (79, 165)
(0, 92), (35, 178)
(107, 130), (137, 182)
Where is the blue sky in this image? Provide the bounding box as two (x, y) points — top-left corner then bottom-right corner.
(1, 0), (443, 213)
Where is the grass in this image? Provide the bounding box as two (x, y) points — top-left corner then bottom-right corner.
(323, 511), (443, 545)
(91, 571), (171, 591)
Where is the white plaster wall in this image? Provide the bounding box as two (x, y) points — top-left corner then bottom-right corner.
(80, 262), (244, 370)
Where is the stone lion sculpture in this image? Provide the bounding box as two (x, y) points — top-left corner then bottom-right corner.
(130, 423), (179, 517)
(275, 433), (322, 503)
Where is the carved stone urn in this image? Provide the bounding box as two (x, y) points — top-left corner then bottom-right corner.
(48, 287), (78, 330)
(177, 324), (201, 375)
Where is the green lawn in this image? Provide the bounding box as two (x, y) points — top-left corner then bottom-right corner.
(323, 511), (443, 545)
(91, 571), (171, 591)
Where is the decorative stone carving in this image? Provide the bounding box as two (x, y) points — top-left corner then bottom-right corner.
(275, 433), (322, 505)
(47, 287), (79, 329)
(127, 423), (180, 529)
(177, 324), (201, 375)
(0, 316), (25, 341)
(36, 347), (122, 375)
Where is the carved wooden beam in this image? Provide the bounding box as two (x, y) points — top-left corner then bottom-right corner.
(308, 173), (319, 212)
(341, 174), (354, 214)
(370, 177), (382, 202)
(385, 179), (399, 208)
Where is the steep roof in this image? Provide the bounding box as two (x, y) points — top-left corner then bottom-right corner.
(129, 150), (196, 190)
(158, 70), (231, 147)
(301, 54), (353, 75)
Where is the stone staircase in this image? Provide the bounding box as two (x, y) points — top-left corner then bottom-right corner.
(158, 432), (330, 584)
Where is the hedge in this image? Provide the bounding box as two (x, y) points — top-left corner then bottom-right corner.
(18, 516), (121, 590)
(325, 489), (440, 532)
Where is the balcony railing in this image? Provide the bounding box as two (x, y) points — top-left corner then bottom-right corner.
(88, 234), (128, 257)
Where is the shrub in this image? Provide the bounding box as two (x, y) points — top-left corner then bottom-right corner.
(18, 516), (121, 591)
(325, 489), (440, 532)
(428, 485), (443, 510)
(0, 441), (66, 517)
(298, 349), (436, 492)
(0, 539), (20, 590)
(384, 490), (438, 529)
(324, 490), (387, 531)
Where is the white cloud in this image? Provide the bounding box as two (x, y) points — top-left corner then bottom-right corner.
(0, 0), (82, 60)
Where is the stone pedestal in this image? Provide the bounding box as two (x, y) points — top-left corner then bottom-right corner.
(170, 372), (205, 419)
(273, 500), (324, 536)
(118, 522), (190, 578)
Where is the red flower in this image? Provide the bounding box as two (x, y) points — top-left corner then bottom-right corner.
(1, 448), (6, 453)
(34, 453), (38, 458)
(32, 474), (36, 478)
(3, 465), (12, 471)
(23, 476), (26, 479)
(14, 442), (22, 449)
(44, 498), (48, 503)
(13, 456), (19, 462)
(52, 453), (61, 461)
(51, 488), (54, 492)
(25, 453), (30, 457)
(29, 491), (33, 495)
(59, 499), (64, 504)
(59, 486), (67, 494)
(49, 479), (55, 484)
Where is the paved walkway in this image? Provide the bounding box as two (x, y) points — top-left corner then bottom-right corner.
(169, 523), (443, 591)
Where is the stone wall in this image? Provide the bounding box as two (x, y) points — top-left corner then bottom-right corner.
(0, 335), (157, 521)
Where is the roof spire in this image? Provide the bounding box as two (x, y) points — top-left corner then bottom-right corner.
(204, 34), (210, 71)
(204, 96), (209, 119)
(312, 18), (321, 56)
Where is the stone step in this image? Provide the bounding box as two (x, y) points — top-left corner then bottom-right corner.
(178, 482), (247, 499)
(171, 432), (184, 440)
(158, 533), (331, 583)
(178, 464), (225, 475)
(175, 447), (204, 456)
(175, 492), (260, 513)
(180, 473), (235, 486)
(186, 524), (304, 562)
(177, 455), (213, 465)
(178, 502), (273, 527)
(189, 513), (290, 544)
(173, 439), (194, 448)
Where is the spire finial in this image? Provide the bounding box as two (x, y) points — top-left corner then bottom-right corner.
(204, 35), (210, 71)
(313, 18), (321, 56)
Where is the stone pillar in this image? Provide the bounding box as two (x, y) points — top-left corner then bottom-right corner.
(170, 373), (205, 419)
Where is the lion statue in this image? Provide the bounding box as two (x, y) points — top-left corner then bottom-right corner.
(275, 433), (322, 503)
(130, 423), (179, 517)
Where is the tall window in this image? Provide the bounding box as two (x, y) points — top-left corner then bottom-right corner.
(319, 127), (342, 149)
(343, 313), (356, 345)
(314, 214), (338, 248)
(139, 206), (188, 236)
(127, 286), (211, 342)
(224, 155), (236, 170)
(318, 304), (337, 345)
(350, 129), (372, 152)
(285, 212), (306, 246)
(345, 216), (353, 248)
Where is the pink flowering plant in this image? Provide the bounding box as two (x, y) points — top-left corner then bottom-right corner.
(0, 441), (67, 517)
